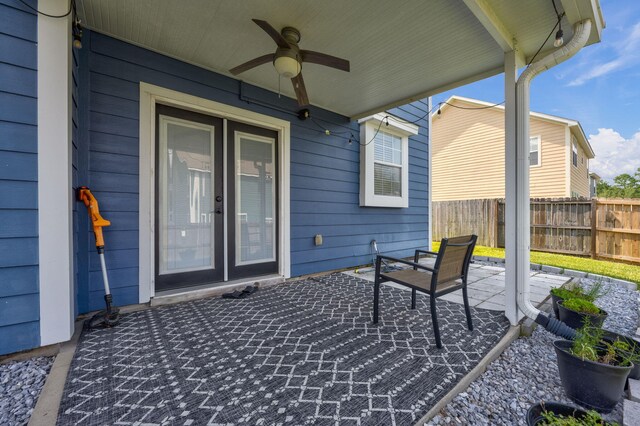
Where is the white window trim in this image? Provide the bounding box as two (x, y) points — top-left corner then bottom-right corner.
(529, 135), (541, 168)
(571, 136), (579, 168)
(358, 113), (418, 208)
(139, 82), (291, 303)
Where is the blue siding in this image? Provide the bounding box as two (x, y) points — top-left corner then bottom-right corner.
(75, 31), (429, 312)
(0, 0), (39, 355)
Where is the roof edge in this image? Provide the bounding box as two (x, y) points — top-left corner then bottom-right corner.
(437, 95), (595, 158)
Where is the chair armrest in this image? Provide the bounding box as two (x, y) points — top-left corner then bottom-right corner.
(376, 255), (435, 273)
(415, 249), (438, 257)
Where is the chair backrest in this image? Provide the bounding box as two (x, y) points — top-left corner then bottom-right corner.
(432, 235), (477, 289)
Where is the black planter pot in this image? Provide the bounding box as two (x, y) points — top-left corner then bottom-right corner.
(603, 330), (640, 380)
(557, 301), (608, 329)
(554, 340), (632, 413)
(550, 293), (564, 319)
(526, 402), (589, 425)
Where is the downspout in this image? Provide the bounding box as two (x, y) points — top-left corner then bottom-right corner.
(515, 19), (592, 339)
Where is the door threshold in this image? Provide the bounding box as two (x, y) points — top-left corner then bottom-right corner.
(150, 274), (284, 307)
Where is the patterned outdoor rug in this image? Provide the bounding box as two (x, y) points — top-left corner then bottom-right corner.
(57, 273), (510, 425)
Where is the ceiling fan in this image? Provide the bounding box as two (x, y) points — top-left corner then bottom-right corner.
(230, 19), (351, 107)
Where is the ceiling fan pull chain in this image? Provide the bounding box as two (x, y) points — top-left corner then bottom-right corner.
(278, 74), (281, 99)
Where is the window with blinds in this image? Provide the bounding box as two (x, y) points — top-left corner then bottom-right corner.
(358, 113), (417, 208)
(373, 132), (402, 196)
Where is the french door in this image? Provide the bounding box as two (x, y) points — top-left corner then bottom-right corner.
(227, 122), (278, 280)
(155, 105), (278, 291)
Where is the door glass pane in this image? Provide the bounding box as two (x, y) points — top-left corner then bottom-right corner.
(235, 133), (275, 265)
(159, 117), (214, 274)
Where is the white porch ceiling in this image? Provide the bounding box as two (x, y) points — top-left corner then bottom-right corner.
(77, 0), (603, 119)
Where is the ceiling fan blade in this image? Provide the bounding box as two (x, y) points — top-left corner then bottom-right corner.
(301, 50), (350, 72)
(291, 73), (309, 107)
(252, 19), (291, 49)
(229, 53), (275, 75)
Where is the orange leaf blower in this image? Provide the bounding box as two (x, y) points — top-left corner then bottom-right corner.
(77, 186), (120, 328)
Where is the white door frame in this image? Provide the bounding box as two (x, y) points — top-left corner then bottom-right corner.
(139, 82), (291, 303)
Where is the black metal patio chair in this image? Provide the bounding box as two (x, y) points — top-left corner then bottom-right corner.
(372, 234), (478, 348)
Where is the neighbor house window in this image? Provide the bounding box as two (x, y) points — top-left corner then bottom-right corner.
(530, 136), (540, 166)
(358, 113), (418, 208)
(572, 137), (578, 167)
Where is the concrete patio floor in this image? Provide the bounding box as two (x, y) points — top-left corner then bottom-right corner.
(344, 259), (570, 311)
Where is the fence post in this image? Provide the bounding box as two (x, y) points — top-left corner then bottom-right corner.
(591, 198), (597, 259)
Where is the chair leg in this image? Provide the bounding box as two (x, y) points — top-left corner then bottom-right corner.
(373, 277), (380, 324)
(462, 286), (474, 331)
(430, 296), (442, 349)
(411, 289), (416, 309)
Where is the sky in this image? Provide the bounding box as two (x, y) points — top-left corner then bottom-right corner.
(432, 0), (640, 183)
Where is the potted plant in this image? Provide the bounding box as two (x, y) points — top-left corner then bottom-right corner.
(557, 298), (608, 330)
(554, 326), (636, 413)
(550, 282), (606, 319)
(526, 401), (616, 425)
(550, 287), (584, 319)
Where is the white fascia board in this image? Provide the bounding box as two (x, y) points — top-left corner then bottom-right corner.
(38, 0), (75, 346)
(560, 0), (605, 45)
(462, 0), (526, 66)
(357, 112), (419, 136)
(350, 66), (504, 121)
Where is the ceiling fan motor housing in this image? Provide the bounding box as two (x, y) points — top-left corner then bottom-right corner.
(274, 46), (301, 78)
(229, 19), (349, 107)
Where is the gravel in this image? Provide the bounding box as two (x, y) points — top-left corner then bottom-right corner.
(0, 356), (53, 426)
(427, 278), (639, 426)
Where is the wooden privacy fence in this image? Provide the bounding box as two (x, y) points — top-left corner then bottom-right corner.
(432, 198), (640, 264)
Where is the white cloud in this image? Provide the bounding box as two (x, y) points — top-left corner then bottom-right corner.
(588, 128), (640, 181)
(568, 22), (640, 86)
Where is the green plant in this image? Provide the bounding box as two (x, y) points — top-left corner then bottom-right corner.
(550, 287), (587, 301)
(570, 325), (640, 367)
(583, 281), (608, 302)
(437, 242), (640, 286)
(570, 325), (603, 363)
(540, 408), (616, 425)
(562, 298), (601, 315)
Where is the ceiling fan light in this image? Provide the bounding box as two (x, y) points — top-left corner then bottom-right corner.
(274, 55), (300, 78)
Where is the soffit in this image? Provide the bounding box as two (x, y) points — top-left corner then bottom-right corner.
(77, 0), (602, 119)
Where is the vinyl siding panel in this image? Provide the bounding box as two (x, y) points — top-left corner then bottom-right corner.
(432, 99), (569, 201)
(530, 120), (567, 198)
(74, 31), (429, 312)
(431, 103), (505, 200)
(570, 131), (590, 197)
(0, 0), (39, 355)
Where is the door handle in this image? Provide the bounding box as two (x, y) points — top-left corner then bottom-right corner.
(216, 195), (223, 202)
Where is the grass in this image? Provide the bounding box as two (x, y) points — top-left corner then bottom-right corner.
(432, 242), (640, 287)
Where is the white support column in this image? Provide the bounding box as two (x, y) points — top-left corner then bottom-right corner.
(38, 0), (75, 345)
(504, 49), (521, 325)
(427, 97), (433, 251)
